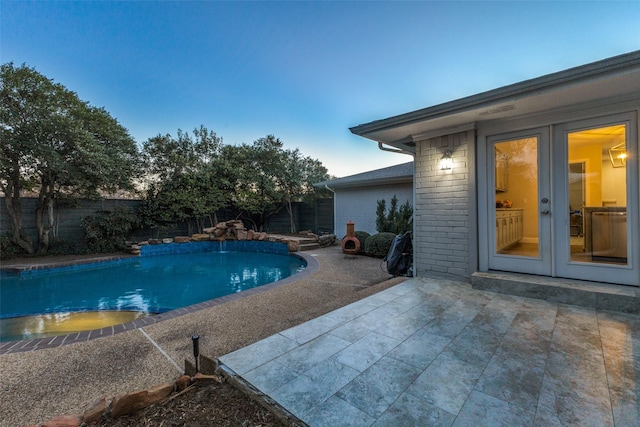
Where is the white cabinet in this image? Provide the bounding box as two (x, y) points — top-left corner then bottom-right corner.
(496, 209), (523, 251)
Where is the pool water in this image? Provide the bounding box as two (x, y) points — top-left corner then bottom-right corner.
(0, 251), (306, 342)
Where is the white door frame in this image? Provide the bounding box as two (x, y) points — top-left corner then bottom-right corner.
(552, 112), (639, 285)
(477, 110), (639, 286)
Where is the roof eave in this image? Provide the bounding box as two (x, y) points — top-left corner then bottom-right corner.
(350, 50), (640, 138)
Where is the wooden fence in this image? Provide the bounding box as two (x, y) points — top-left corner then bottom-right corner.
(0, 197), (334, 251)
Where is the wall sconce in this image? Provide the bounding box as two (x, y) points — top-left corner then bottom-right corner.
(608, 142), (626, 168)
(440, 150), (453, 170)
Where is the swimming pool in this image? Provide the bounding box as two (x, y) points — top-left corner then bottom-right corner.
(0, 244), (307, 342)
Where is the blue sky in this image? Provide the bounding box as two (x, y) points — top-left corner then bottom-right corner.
(2, 1), (639, 177)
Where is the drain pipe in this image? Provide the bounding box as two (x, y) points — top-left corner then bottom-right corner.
(376, 141), (416, 278)
(325, 185), (336, 236)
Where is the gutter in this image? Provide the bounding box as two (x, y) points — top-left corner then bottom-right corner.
(378, 142), (415, 157)
(324, 185), (337, 235)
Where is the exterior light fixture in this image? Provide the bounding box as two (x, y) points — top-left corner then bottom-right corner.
(609, 142), (626, 168)
(440, 150), (453, 170)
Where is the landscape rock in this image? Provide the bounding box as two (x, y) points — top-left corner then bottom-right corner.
(287, 240), (300, 252)
(110, 383), (174, 418)
(175, 375), (191, 391)
(83, 396), (108, 423)
(247, 229), (255, 240)
(174, 236), (191, 243)
(191, 233), (210, 242)
(236, 229), (248, 240)
(41, 414), (82, 427)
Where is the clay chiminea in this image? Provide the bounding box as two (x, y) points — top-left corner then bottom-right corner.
(341, 221), (360, 255)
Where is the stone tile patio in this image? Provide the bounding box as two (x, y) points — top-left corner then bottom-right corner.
(219, 277), (639, 426)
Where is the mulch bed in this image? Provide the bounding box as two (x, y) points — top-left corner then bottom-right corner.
(95, 380), (286, 427)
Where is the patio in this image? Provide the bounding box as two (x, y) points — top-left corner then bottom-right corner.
(220, 277), (639, 426)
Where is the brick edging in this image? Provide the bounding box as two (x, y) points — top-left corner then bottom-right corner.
(0, 252), (319, 354)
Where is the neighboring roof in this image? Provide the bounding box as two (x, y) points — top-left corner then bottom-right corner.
(315, 161), (413, 189)
(351, 50), (640, 152)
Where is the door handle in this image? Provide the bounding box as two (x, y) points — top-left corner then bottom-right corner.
(541, 209), (550, 215)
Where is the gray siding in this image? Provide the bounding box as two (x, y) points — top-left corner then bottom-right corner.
(334, 184), (413, 236)
(414, 130), (472, 279)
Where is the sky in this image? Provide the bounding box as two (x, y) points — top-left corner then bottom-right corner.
(2, 1), (639, 178)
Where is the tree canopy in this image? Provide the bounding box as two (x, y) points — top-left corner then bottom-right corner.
(1, 62), (332, 254)
(1, 62), (139, 253)
(140, 131), (332, 233)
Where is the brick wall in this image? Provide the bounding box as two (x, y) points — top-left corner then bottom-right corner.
(414, 130), (472, 278)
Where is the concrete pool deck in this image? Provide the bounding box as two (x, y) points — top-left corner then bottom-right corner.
(0, 245), (404, 426)
(1, 244), (638, 426)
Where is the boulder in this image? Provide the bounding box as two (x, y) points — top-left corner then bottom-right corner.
(110, 383), (174, 418)
(174, 236), (191, 243)
(191, 233), (210, 242)
(83, 396), (108, 424)
(175, 374), (191, 391)
(236, 229), (248, 240)
(247, 229), (255, 240)
(41, 415), (82, 427)
(202, 227), (216, 234)
(287, 240), (300, 252)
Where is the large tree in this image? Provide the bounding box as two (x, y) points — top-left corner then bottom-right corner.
(0, 63), (139, 253)
(226, 135), (331, 232)
(140, 126), (226, 233)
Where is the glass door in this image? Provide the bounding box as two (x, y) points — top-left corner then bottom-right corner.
(487, 128), (552, 276)
(554, 113), (639, 285)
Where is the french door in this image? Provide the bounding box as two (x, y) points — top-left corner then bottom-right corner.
(482, 112), (639, 286)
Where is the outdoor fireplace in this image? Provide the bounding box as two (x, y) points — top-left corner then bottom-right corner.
(341, 221), (360, 255)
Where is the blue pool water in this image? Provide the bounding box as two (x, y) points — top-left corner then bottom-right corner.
(0, 249), (306, 341)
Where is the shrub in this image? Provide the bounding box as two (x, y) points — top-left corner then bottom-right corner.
(376, 195), (413, 234)
(364, 232), (396, 258)
(81, 207), (140, 253)
(0, 234), (26, 260)
(354, 231), (371, 254)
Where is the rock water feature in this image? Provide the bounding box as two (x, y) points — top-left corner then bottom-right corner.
(125, 220), (336, 255)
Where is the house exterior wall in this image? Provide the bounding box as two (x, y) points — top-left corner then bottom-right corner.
(334, 183), (413, 236)
(414, 130), (474, 278)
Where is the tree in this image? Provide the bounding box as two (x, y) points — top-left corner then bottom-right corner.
(375, 195), (413, 234)
(0, 62), (139, 253)
(140, 126), (226, 233)
(225, 136), (331, 232)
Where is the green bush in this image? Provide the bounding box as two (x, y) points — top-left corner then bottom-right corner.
(376, 195), (413, 234)
(0, 234), (25, 260)
(81, 207), (140, 253)
(364, 232), (396, 258)
(354, 231), (371, 254)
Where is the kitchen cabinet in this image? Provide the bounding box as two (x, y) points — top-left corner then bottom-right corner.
(496, 209), (523, 251)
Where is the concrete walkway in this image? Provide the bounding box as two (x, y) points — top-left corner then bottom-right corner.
(220, 277), (640, 426)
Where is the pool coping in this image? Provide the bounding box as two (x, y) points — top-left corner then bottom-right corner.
(0, 251), (319, 355)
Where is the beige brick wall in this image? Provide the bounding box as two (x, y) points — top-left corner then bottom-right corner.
(414, 130), (473, 278)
